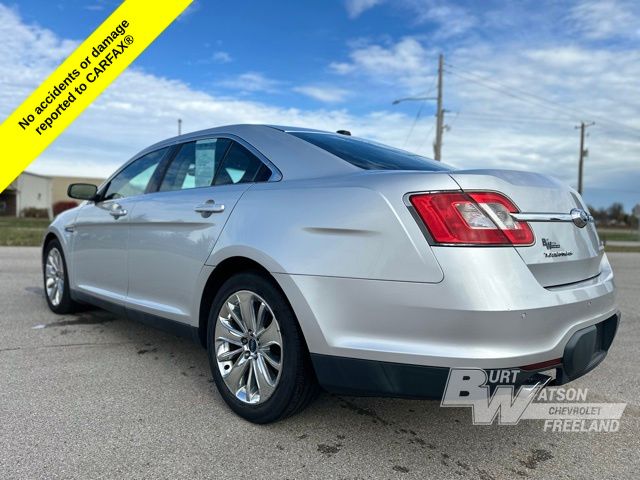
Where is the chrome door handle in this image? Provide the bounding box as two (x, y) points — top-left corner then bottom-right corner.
(194, 200), (225, 217)
(109, 203), (128, 219)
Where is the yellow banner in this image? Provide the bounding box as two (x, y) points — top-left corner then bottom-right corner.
(0, 0), (192, 192)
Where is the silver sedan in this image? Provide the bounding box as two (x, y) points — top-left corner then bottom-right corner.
(43, 124), (619, 423)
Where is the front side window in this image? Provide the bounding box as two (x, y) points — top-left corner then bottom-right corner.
(213, 142), (271, 186)
(103, 148), (168, 200)
(288, 132), (451, 172)
(159, 138), (231, 192)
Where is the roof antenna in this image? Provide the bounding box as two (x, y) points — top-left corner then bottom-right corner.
(336, 130), (351, 136)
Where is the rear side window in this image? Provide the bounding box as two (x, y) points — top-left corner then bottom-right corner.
(159, 138), (231, 192)
(289, 132), (451, 172)
(213, 142), (271, 186)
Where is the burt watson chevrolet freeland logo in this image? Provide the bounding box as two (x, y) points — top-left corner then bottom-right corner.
(441, 368), (627, 432)
(0, 0), (193, 193)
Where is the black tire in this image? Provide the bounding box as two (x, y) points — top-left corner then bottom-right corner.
(42, 239), (81, 314)
(207, 271), (319, 423)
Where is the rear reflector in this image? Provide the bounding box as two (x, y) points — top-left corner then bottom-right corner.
(520, 358), (562, 371)
(409, 191), (534, 246)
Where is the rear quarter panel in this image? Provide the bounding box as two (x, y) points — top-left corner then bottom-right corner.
(207, 171), (460, 283)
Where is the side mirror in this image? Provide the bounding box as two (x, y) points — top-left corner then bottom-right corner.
(68, 183), (98, 201)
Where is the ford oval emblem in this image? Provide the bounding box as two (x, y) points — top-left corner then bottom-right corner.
(570, 208), (591, 228)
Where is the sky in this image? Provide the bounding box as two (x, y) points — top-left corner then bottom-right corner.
(1, 0), (639, 210)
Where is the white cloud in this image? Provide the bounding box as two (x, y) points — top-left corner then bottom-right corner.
(441, 44), (640, 195)
(177, 0), (201, 22)
(328, 34), (640, 199)
(83, 0), (112, 11)
(402, 0), (476, 36)
(330, 37), (436, 91)
(0, 4), (77, 115)
(1, 3), (638, 209)
(217, 72), (283, 93)
(0, 5), (418, 178)
(343, 0), (475, 37)
(569, 0), (640, 40)
(345, 0), (383, 18)
(294, 85), (349, 103)
(212, 50), (232, 63)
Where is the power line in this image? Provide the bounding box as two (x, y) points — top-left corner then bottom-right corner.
(394, 54), (445, 160)
(420, 76), (438, 98)
(403, 101), (426, 147)
(403, 77), (439, 147)
(454, 112), (640, 140)
(446, 110), (460, 132)
(445, 69), (580, 121)
(416, 123), (436, 153)
(584, 187), (640, 194)
(454, 112), (575, 125)
(446, 63), (570, 110)
(446, 64), (588, 119)
(446, 63), (640, 137)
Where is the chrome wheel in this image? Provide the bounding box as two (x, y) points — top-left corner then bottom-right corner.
(214, 290), (283, 404)
(45, 248), (65, 307)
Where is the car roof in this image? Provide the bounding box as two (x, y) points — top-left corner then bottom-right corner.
(129, 124), (359, 181)
(266, 125), (331, 133)
(141, 124), (332, 151)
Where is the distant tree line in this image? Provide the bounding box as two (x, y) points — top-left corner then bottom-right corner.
(588, 202), (639, 229)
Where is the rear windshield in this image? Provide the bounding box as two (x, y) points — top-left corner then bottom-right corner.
(289, 132), (451, 172)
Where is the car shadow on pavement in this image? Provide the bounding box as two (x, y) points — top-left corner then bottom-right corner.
(27, 296), (624, 479)
(37, 303), (562, 478)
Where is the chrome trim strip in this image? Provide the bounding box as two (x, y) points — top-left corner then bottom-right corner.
(512, 212), (595, 223)
(511, 213), (574, 222)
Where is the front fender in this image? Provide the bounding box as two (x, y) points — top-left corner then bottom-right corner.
(42, 207), (82, 284)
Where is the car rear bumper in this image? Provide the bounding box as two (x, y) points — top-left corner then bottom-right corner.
(310, 312), (619, 398)
(276, 251), (617, 369)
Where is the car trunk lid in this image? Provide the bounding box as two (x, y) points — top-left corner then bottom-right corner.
(448, 169), (603, 287)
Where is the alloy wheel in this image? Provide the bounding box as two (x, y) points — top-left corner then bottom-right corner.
(214, 290), (283, 404)
(45, 248), (65, 307)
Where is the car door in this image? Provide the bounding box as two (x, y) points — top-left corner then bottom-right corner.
(70, 147), (169, 307)
(126, 137), (273, 324)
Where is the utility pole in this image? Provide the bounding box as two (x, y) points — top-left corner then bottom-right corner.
(433, 53), (444, 161)
(391, 53), (445, 160)
(178, 118), (182, 136)
(576, 121), (594, 194)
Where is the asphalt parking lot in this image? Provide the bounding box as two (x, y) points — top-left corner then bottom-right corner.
(1, 247), (638, 479)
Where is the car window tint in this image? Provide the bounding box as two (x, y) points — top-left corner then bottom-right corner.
(289, 132), (452, 172)
(213, 142), (271, 186)
(159, 138), (231, 192)
(103, 148), (168, 200)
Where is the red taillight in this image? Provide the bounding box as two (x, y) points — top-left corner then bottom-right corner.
(409, 191), (534, 246)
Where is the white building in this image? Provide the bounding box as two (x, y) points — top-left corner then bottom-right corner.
(1, 172), (53, 218)
(0, 172), (105, 219)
